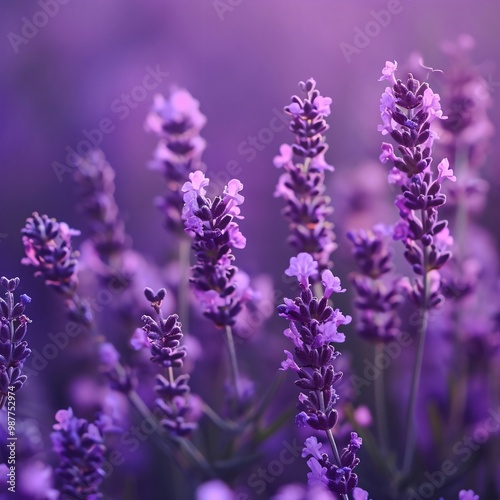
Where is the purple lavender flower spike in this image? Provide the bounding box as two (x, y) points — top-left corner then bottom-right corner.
(21, 212), (81, 296)
(279, 253), (359, 497)
(347, 225), (404, 342)
(274, 78), (337, 270)
(182, 170), (249, 328)
(0, 277), (31, 408)
(378, 61), (456, 475)
(142, 287), (199, 436)
(73, 149), (127, 263)
(378, 63), (454, 309)
(51, 407), (106, 499)
(21, 212), (92, 325)
(145, 89), (207, 234)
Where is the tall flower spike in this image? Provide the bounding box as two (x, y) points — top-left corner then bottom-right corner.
(378, 63), (454, 309)
(73, 149), (127, 263)
(347, 226), (404, 342)
(182, 170), (249, 328)
(142, 287), (199, 436)
(0, 277), (32, 408)
(274, 78), (337, 270)
(378, 61), (454, 474)
(145, 89), (207, 234)
(278, 253), (360, 497)
(51, 408), (106, 500)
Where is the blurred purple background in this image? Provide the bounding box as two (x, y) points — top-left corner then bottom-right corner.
(1, 1), (500, 498)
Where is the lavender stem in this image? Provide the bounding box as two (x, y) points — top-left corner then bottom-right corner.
(178, 235), (191, 334)
(402, 230), (430, 475)
(225, 325), (241, 402)
(374, 342), (389, 453)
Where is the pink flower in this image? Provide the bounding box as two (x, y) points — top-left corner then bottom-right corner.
(280, 350), (300, 372)
(302, 436), (323, 460)
(321, 270), (345, 298)
(313, 95), (332, 117)
(436, 158), (456, 183)
(317, 321), (346, 344)
(379, 143), (398, 164)
(422, 88), (447, 122)
(378, 60), (398, 85)
(182, 170), (209, 196)
(306, 457), (328, 487)
(273, 144), (294, 168)
(223, 179), (245, 217)
(283, 322), (303, 348)
(310, 152), (334, 172)
(285, 253), (318, 288)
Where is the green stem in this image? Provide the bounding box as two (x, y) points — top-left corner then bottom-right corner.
(375, 342), (389, 453)
(178, 235), (191, 333)
(402, 222), (430, 475)
(225, 325), (241, 402)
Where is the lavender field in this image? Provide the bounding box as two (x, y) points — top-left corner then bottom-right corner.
(1, 1), (500, 499)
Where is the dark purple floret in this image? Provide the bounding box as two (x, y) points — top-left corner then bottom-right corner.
(51, 408), (106, 500)
(141, 287), (199, 436)
(0, 277), (32, 408)
(274, 78), (337, 270)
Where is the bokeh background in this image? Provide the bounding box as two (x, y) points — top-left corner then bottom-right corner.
(1, 1), (500, 499)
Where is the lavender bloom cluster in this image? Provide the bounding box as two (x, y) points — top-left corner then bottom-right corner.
(73, 149), (127, 263)
(21, 212), (92, 325)
(21, 212), (81, 297)
(274, 78), (336, 270)
(51, 408), (107, 500)
(378, 61), (455, 308)
(142, 287), (198, 436)
(278, 252), (360, 496)
(302, 433), (362, 496)
(0, 277), (31, 408)
(347, 225), (403, 342)
(182, 170), (248, 327)
(146, 89), (207, 233)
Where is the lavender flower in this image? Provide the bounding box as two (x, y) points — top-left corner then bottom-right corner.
(0, 277), (31, 408)
(347, 225), (403, 342)
(378, 61), (454, 309)
(182, 170), (248, 328)
(21, 212), (81, 297)
(51, 407), (106, 500)
(142, 287), (198, 436)
(73, 149), (127, 263)
(278, 253), (359, 497)
(274, 78), (337, 270)
(145, 89), (207, 234)
(303, 434), (362, 496)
